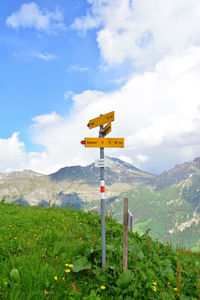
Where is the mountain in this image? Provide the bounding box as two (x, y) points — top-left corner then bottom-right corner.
(0, 156), (200, 249)
(50, 157), (155, 185)
(0, 169), (42, 184)
(154, 157), (200, 188)
(0, 157), (153, 208)
(106, 157), (200, 249)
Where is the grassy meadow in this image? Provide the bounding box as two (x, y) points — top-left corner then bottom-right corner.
(0, 203), (199, 299)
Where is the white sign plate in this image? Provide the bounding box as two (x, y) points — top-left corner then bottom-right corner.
(95, 158), (108, 167)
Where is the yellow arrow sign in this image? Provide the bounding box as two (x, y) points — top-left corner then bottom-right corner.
(102, 123), (111, 136)
(88, 111), (115, 129)
(85, 137), (124, 148)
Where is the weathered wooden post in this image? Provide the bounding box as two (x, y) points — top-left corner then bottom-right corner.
(123, 197), (128, 271)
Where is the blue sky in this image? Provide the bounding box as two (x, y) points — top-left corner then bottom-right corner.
(1, 1), (126, 148)
(1, 0), (200, 174)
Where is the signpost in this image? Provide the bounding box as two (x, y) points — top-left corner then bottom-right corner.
(81, 111), (124, 271)
(102, 123), (111, 137)
(87, 111), (114, 129)
(95, 158), (108, 167)
(82, 137), (124, 148)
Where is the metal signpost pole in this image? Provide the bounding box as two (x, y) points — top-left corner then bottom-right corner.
(100, 124), (106, 270)
(82, 111), (124, 272)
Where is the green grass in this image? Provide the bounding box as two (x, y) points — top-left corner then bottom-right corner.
(0, 203), (199, 299)
(107, 185), (200, 249)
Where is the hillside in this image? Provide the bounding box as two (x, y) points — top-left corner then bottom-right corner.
(107, 184), (200, 249)
(1, 157), (200, 249)
(0, 157), (154, 208)
(0, 203), (199, 299)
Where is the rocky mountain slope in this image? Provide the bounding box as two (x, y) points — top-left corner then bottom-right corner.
(49, 157), (155, 185)
(0, 156), (200, 249)
(0, 157), (154, 208)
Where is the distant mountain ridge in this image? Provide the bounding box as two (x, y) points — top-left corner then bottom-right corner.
(50, 156), (155, 185)
(1, 156), (200, 249)
(0, 170), (43, 184)
(155, 157), (200, 188)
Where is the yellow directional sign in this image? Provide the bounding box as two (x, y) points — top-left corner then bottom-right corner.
(102, 123), (111, 136)
(85, 137), (124, 148)
(88, 111), (115, 129)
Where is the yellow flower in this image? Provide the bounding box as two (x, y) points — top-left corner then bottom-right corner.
(65, 263), (69, 266)
(69, 264), (73, 268)
(101, 285), (106, 290)
(62, 277), (65, 281)
(5, 282), (8, 286)
(44, 290), (49, 294)
(54, 276), (58, 281)
(174, 287), (178, 291)
(152, 286), (157, 292)
(153, 281), (157, 286)
(65, 269), (70, 273)
(14, 237), (17, 240)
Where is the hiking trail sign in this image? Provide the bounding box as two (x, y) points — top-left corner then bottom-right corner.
(81, 111), (124, 271)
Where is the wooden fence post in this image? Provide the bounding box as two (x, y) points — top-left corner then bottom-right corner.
(123, 197), (128, 271)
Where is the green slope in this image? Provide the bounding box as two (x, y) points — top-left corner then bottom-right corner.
(0, 203), (199, 299)
(107, 184), (200, 249)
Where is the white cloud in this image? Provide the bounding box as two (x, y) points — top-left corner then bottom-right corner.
(2, 1), (200, 175)
(14, 51), (58, 60)
(136, 154), (150, 163)
(119, 155), (133, 165)
(25, 47), (200, 174)
(67, 65), (89, 72)
(33, 52), (58, 60)
(64, 90), (74, 101)
(2, 47), (200, 175)
(6, 2), (66, 33)
(72, 0), (200, 67)
(0, 133), (26, 171)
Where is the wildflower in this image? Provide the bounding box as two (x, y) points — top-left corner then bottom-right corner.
(14, 237), (17, 240)
(69, 264), (73, 268)
(65, 269), (71, 273)
(168, 282), (170, 285)
(62, 277), (65, 281)
(101, 285), (106, 290)
(152, 286), (157, 292)
(54, 276), (58, 281)
(5, 282), (8, 286)
(153, 281), (157, 286)
(65, 264), (69, 267)
(44, 290), (49, 294)
(174, 287), (178, 291)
